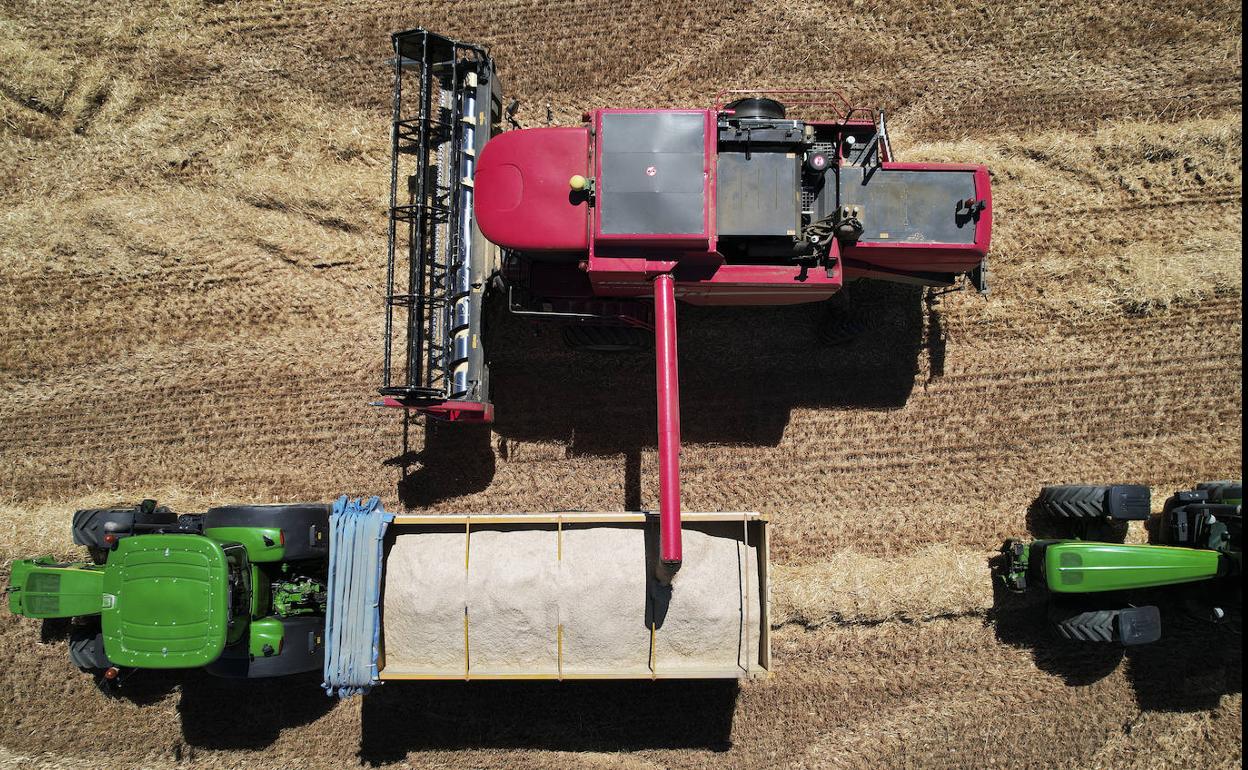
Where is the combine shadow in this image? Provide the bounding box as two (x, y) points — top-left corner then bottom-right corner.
(387, 281), (936, 507)
(990, 496), (1242, 712)
(178, 671), (334, 749)
(358, 679), (738, 764)
(388, 417), (495, 508)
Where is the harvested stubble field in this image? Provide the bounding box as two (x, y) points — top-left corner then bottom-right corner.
(0, 0), (1242, 768)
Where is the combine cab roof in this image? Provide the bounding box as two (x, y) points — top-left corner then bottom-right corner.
(101, 535), (230, 668)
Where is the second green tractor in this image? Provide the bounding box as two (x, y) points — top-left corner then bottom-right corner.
(1001, 481), (1242, 645)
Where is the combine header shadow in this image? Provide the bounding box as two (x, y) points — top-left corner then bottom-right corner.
(390, 419), (496, 508)
(358, 679), (738, 763)
(390, 281), (941, 507)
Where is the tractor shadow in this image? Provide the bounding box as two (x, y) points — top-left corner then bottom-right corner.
(989, 504), (1242, 713)
(177, 671), (334, 749)
(357, 679), (738, 763)
(389, 281), (941, 507)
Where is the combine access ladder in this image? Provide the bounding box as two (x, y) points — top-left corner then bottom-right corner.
(380, 29), (501, 421)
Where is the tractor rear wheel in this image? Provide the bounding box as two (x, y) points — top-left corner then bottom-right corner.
(205, 616), (325, 678)
(1049, 604), (1162, 645)
(561, 324), (647, 353)
(1197, 480), (1242, 503)
(1037, 485), (1112, 519)
(68, 624), (110, 671)
(203, 504), (330, 562)
(73, 503), (177, 563)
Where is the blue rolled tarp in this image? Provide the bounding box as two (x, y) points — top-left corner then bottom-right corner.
(322, 495), (392, 697)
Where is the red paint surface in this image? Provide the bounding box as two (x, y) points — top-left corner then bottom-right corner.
(842, 164), (992, 275)
(382, 398), (494, 423)
(474, 127), (590, 251)
(653, 273), (682, 568)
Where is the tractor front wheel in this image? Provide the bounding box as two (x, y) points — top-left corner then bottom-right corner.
(1049, 603), (1162, 645)
(73, 503), (178, 563)
(1037, 485), (1112, 519)
(68, 624), (111, 672)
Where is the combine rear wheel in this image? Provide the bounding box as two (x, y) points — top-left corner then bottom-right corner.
(562, 324), (647, 353)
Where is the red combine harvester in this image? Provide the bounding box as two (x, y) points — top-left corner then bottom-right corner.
(379, 28), (992, 575)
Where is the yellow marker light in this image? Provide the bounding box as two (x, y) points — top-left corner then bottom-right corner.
(569, 174), (587, 191)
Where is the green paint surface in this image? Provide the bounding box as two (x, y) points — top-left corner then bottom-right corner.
(1045, 542), (1220, 593)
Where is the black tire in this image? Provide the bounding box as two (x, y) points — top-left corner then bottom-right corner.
(817, 313), (867, 347)
(1050, 607), (1118, 643)
(561, 324), (647, 353)
(1196, 481), (1242, 503)
(205, 616), (325, 679)
(68, 626), (111, 671)
(203, 503), (329, 562)
(73, 503), (177, 562)
(1037, 485), (1111, 520)
(724, 97), (786, 120)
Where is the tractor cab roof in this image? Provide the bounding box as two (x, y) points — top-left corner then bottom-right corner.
(101, 534), (235, 668)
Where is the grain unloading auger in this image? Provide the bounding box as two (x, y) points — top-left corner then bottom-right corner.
(5, 27), (992, 694)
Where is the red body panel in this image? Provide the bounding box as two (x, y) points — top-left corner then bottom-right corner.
(477, 109), (991, 303)
(841, 164), (992, 276)
(382, 398), (494, 423)
(474, 127), (590, 252)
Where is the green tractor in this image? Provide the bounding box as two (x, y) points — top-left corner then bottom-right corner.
(7, 500), (330, 681)
(1001, 481), (1242, 645)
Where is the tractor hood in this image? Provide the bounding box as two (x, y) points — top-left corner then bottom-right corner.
(1044, 542), (1222, 593)
(101, 535), (231, 668)
(474, 126), (590, 252)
